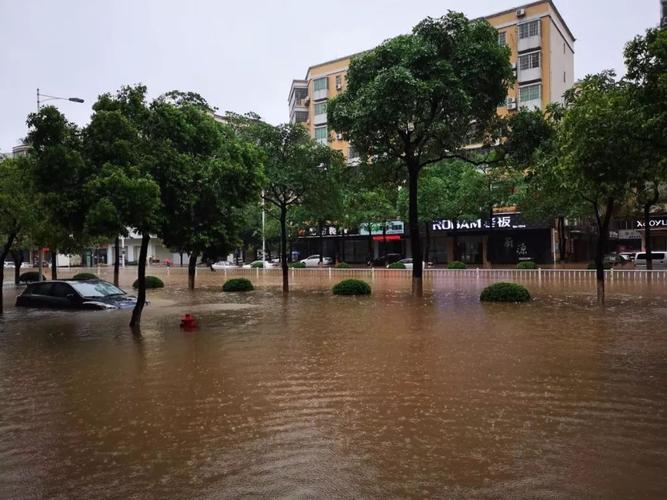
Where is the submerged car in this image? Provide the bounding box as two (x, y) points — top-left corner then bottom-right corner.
(16, 280), (137, 310)
(300, 255), (333, 267)
(211, 260), (237, 270)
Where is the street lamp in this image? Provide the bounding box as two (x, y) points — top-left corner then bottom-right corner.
(34, 88), (85, 280)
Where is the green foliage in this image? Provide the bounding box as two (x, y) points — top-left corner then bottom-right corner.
(335, 262), (351, 269)
(480, 282), (531, 303)
(288, 261), (306, 268)
(332, 279), (372, 296)
(517, 261), (537, 270)
(71, 272), (98, 280)
(387, 262), (406, 269)
(222, 278), (254, 292)
(447, 261), (467, 269)
(251, 261), (264, 268)
(132, 276), (164, 289)
(19, 272), (46, 283)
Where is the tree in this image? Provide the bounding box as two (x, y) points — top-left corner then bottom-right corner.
(229, 117), (343, 294)
(26, 106), (90, 280)
(557, 72), (640, 304)
(329, 12), (513, 295)
(0, 157), (38, 314)
(624, 28), (667, 269)
(148, 96), (263, 289)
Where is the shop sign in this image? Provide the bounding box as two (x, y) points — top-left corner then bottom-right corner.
(359, 220), (405, 236)
(635, 216), (667, 229)
(618, 229), (642, 240)
(431, 213), (545, 233)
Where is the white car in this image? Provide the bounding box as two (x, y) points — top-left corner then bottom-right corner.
(242, 260), (280, 269)
(211, 261), (237, 270)
(634, 251), (667, 269)
(300, 255), (333, 267)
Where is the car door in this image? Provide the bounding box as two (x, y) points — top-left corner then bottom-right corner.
(49, 283), (79, 309)
(25, 282), (54, 307)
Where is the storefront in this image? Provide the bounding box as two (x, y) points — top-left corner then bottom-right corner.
(615, 215), (667, 252)
(429, 213), (553, 265)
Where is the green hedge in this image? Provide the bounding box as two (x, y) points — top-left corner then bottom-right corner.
(132, 276), (165, 289)
(587, 262), (613, 270)
(288, 261), (306, 268)
(517, 261), (537, 270)
(447, 261), (467, 269)
(72, 272), (98, 280)
(251, 261), (264, 268)
(387, 262), (406, 269)
(480, 282), (531, 303)
(222, 278), (254, 292)
(335, 262), (351, 269)
(333, 279), (371, 296)
(19, 272), (47, 283)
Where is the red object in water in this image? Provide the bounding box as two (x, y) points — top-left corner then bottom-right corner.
(180, 314), (198, 330)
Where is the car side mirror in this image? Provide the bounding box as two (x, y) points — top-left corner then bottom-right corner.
(66, 293), (76, 300)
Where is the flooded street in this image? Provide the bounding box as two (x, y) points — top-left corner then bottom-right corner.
(1, 268), (666, 498)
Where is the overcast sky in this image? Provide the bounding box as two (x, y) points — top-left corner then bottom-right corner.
(0, 0), (661, 152)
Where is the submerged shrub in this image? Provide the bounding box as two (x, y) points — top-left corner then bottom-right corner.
(72, 272), (98, 280)
(480, 282), (531, 303)
(517, 261), (537, 270)
(335, 262), (351, 269)
(251, 261), (264, 268)
(332, 279), (371, 296)
(288, 262), (306, 268)
(19, 272), (47, 283)
(447, 261), (467, 269)
(222, 278), (254, 292)
(387, 262), (406, 269)
(587, 262), (612, 270)
(132, 276), (165, 289)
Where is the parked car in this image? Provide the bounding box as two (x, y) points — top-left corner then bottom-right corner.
(603, 253), (628, 266)
(300, 255), (333, 267)
(15, 280), (137, 310)
(619, 252), (637, 262)
(242, 260), (280, 268)
(369, 253), (402, 267)
(211, 260), (237, 270)
(634, 251), (667, 269)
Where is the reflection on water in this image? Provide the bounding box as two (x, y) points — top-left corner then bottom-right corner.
(1, 268), (666, 498)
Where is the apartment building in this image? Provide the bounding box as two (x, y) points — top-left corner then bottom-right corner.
(288, 1), (575, 159)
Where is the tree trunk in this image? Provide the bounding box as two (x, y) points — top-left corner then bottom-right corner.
(179, 252), (184, 267)
(558, 216), (567, 262)
(51, 250), (57, 280)
(594, 199), (615, 306)
(408, 166), (423, 296)
(0, 232), (18, 315)
(341, 228), (346, 263)
(382, 223), (387, 266)
(367, 221), (373, 266)
(10, 249), (22, 285)
(188, 252), (198, 290)
(644, 202), (653, 271)
(318, 221), (324, 264)
(114, 237), (120, 286)
(129, 233), (150, 329)
(280, 206), (289, 294)
(424, 221), (431, 264)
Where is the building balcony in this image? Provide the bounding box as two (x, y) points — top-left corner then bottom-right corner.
(517, 66), (541, 83)
(313, 112), (327, 125)
(518, 34), (540, 52)
(518, 98), (541, 110)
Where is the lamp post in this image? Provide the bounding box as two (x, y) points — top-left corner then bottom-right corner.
(35, 88), (85, 281)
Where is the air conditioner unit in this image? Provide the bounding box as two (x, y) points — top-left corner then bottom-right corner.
(336, 133), (343, 140)
(336, 83), (342, 90)
(516, 8), (526, 17)
(304, 96), (310, 104)
(507, 99), (517, 110)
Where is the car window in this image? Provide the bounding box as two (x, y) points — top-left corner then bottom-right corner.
(29, 283), (53, 295)
(69, 281), (125, 298)
(51, 283), (74, 298)
(636, 253), (666, 260)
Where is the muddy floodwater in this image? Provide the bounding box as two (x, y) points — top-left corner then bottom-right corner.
(1, 268), (666, 499)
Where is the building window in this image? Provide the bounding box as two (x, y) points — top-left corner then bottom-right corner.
(563, 71), (566, 83)
(518, 51), (540, 70)
(294, 111), (308, 123)
(313, 77), (328, 92)
(335, 75), (342, 90)
(518, 20), (539, 39)
(314, 101), (327, 115)
(315, 126), (328, 142)
(497, 31), (506, 46)
(519, 84), (541, 103)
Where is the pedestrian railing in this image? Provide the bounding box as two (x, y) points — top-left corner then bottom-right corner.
(219, 266), (667, 281)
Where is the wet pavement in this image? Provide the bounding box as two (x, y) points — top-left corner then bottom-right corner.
(1, 268), (666, 498)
